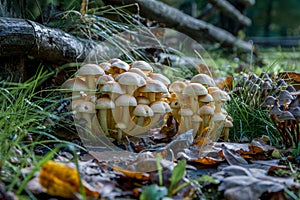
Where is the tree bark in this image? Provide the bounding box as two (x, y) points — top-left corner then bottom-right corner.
(236, 0), (255, 7)
(0, 17), (97, 64)
(207, 0), (251, 26)
(103, 0), (253, 52)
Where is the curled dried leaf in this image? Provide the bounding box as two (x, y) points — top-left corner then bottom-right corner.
(39, 160), (99, 198)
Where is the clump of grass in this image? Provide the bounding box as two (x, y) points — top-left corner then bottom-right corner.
(0, 67), (80, 195)
(226, 91), (280, 144)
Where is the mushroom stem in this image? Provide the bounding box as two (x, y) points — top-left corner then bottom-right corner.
(148, 93), (156, 103)
(222, 128), (230, 141)
(99, 110), (108, 135)
(191, 96), (198, 114)
(136, 116), (145, 127)
(214, 101), (223, 113)
(117, 128), (123, 142)
(86, 75), (95, 91)
(123, 106), (131, 125)
(126, 85), (137, 95)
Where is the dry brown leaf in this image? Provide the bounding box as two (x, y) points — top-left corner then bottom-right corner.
(112, 165), (150, 181)
(192, 157), (224, 165)
(39, 160), (99, 199)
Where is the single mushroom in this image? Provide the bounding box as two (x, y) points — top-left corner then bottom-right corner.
(130, 61), (153, 75)
(198, 105), (214, 129)
(190, 73), (216, 87)
(109, 60), (130, 77)
(261, 96), (276, 108)
(115, 72), (146, 95)
(72, 99), (96, 137)
(115, 123), (127, 142)
(277, 90), (295, 108)
(198, 94), (214, 107)
(77, 64), (104, 91)
(96, 74), (114, 91)
(149, 101), (172, 128)
(130, 105), (154, 136)
(100, 81), (125, 100)
(114, 94), (137, 126)
(208, 112), (227, 141)
(96, 97), (115, 135)
(278, 111), (296, 147)
(222, 119), (233, 141)
(182, 83), (208, 113)
(169, 81), (187, 105)
(61, 77), (88, 99)
(139, 79), (168, 103)
(210, 89), (230, 113)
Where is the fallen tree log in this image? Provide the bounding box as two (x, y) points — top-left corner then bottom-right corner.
(0, 17), (97, 64)
(207, 0), (251, 26)
(103, 0), (253, 53)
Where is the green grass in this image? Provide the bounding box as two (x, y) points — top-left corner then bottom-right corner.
(0, 67), (82, 196)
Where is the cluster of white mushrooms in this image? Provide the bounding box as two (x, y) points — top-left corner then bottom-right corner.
(62, 59), (233, 142)
(169, 74), (232, 141)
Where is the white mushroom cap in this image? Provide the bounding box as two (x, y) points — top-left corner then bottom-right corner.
(207, 87), (221, 94)
(211, 90), (230, 102)
(150, 101), (171, 114)
(139, 79), (168, 93)
(191, 74), (216, 87)
(115, 72), (146, 87)
(133, 104), (154, 117)
(182, 83), (208, 97)
(61, 78), (88, 92)
(100, 81), (125, 94)
(198, 105), (214, 115)
(169, 81), (186, 93)
(136, 96), (151, 105)
(96, 74), (114, 85)
(111, 60), (130, 71)
(115, 94), (137, 107)
(211, 112), (227, 121)
(223, 119), (233, 128)
(130, 61), (153, 74)
(148, 73), (171, 86)
(77, 64), (104, 76)
(96, 97), (115, 109)
(199, 94), (214, 103)
(179, 108), (193, 116)
(128, 68), (148, 79)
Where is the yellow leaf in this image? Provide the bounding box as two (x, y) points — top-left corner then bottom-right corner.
(39, 160), (99, 199)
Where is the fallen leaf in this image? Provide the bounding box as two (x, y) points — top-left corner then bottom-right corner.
(39, 160), (99, 199)
(112, 165), (150, 181)
(191, 157), (223, 165)
(220, 144), (248, 166)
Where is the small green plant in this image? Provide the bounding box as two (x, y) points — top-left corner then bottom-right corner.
(140, 155), (219, 199)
